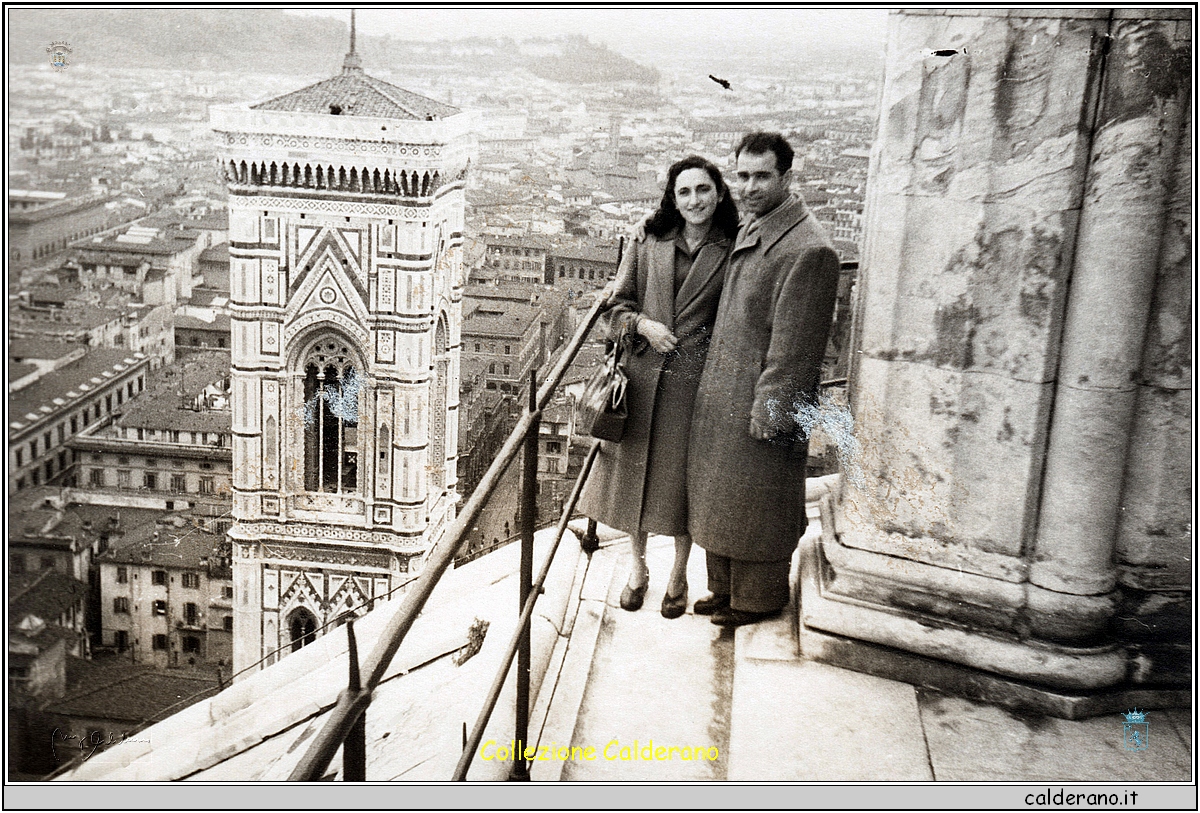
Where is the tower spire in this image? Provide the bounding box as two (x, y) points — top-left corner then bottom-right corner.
(343, 9), (363, 73)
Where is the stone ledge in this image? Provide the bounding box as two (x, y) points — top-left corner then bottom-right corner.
(832, 494), (1117, 641)
(798, 622), (1190, 721)
(800, 500), (1191, 718)
(529, 544), (616, 782)
(801, 501), (1128, 691)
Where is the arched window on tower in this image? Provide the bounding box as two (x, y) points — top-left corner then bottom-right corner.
(301, 338), (361, 494)
(288, 608), (317, 653)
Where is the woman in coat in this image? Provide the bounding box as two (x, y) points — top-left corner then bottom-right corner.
(577, 155), (738, 618)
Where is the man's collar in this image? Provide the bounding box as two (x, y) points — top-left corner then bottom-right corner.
(736, 195), (808, 252)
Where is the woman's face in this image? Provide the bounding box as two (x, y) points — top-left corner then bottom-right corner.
(673, 167), (720, 228)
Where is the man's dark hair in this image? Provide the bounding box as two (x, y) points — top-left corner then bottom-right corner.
(644, 154), (740, 240)
(735, 131), (794, 174)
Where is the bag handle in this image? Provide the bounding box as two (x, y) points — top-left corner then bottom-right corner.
(606, 314), (631, 364)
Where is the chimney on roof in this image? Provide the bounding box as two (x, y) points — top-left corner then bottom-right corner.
(342, 9), (363, 74)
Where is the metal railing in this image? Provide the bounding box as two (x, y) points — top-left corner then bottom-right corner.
(286, 255), (859, 782)
(288, 277), (611, 783)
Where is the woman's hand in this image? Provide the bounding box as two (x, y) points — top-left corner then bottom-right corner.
(636, 317), (678, 353)
(599, 282), (620, 307)
(629, 214), (653, 242)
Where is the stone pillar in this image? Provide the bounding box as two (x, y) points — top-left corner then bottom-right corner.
(803, 8), (1191, 713)
(1110, 18), (1193, 682)
(1031, 11), (1192, 641)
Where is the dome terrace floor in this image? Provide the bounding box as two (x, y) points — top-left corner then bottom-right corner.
(54, 509), (1191, 785)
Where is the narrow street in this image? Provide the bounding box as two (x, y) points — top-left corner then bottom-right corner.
(462, 457), (522, 555)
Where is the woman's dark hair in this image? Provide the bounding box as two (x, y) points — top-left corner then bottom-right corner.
(644, 155), (740, 240)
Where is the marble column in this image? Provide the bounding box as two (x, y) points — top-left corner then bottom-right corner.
(803, 9), (1191, 710)
(1032, 11), (1192, 642)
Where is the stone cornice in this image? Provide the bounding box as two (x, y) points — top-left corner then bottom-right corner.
(211, 105), (477, 150)
(225, 194), (437, 221)
(230, 520), (429, 551)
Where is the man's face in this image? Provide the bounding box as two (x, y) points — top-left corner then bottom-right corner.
(734, 150), (791, 217)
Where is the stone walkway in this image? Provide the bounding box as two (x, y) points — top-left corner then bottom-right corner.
(532, 523), (1192, 783)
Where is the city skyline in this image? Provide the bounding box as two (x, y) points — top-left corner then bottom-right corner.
(8, 5), (1190, 797)
(286, 7), (892, 65)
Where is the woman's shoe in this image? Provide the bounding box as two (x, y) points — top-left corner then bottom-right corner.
(620, 582), (647, 612)
(661, 584), (688, 619)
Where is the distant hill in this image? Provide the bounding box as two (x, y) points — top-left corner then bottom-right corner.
(8, 9), (346, 73)
(8, 9), (658, 83)
(521, 35), (659, 84)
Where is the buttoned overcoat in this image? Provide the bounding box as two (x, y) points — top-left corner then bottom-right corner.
(578, 228), (730, 536)
(687, 197), (839, 562)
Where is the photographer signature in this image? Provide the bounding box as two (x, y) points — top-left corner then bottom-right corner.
(51, 728), (149, 762)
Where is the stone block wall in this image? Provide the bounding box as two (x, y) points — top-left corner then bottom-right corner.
(813, 8), (1190, 699)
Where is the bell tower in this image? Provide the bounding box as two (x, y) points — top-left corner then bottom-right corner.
(212, 14), (475, 674)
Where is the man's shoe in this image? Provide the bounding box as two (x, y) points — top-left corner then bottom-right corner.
(661, 585), (688, 619)
(692, 593), (730, 615)
(619, 582), (647, 612)
(710, 608), (780, 627)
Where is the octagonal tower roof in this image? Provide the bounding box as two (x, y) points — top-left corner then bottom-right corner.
(252, 72), (459, 121)
(251, 9), (459, 122)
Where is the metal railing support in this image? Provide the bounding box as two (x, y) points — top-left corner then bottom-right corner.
(342, 618), (366, 781)
(579, 519), (600, 554)
(510, 369), (540, 781)
(288, 408), (542, 781)
(452, 440), (600, 781)
(290, 287), (609, 782)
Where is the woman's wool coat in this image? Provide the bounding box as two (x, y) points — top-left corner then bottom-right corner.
(577, 229), (729, 536)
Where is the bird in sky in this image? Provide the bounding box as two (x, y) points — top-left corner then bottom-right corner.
(709, 74), (732, 91)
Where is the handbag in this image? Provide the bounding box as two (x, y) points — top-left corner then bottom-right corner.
(577, 324), (629, 442)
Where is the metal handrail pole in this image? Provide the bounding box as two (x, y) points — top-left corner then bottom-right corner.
(452, 441), (600, 781)
(289, 408), (539, 781)
(361, 294), (607, 691)
(288, 688), (374, 781)
(533, 294), (608, 411)
(510, 369), (540, 781)
(342, 619), (366, 781)
(291, 289), (610, 781)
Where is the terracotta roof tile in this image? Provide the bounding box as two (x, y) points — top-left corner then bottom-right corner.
(43, 661), (219, 724)
(9, 569), (88, 622)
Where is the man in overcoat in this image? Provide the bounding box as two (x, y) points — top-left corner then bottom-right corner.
(687, 132), (840, 626)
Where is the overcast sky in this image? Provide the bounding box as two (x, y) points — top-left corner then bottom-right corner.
(287, 7), (891, 64)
